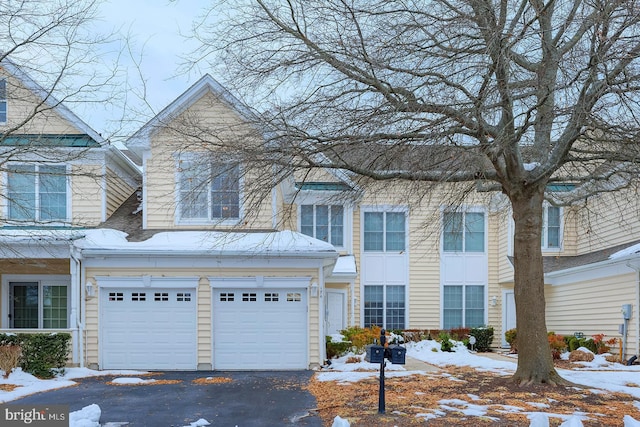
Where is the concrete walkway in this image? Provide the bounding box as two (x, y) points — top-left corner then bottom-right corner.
(403, 356), (441, 372)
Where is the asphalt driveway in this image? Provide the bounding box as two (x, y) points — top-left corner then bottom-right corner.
(11, 370), (322, 426)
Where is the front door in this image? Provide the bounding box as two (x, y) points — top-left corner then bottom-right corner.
(502, 290), (516, 347)
(326, 291), (346, 335)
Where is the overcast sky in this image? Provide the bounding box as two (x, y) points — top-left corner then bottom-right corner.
(85, 0), (209, 141)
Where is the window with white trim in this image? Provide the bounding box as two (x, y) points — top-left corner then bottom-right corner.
(0, 78), (6, 123)
(443, 211), (485, 252)
(7, 164), (67, 222)
(442, 284), (485, 329)
(178, 159), (240, 222)
(9, 280), (69, 329)
(542, 205), (561, 249)
(300, 205), (344, 246)
(363, 211), (405, 252)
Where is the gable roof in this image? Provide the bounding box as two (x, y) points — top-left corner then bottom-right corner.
(125, 74), (261, 160)
(1, 58), (105, 144)
(0, 57), (141, 181)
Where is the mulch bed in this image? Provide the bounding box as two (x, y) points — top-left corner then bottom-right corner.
(308, 363), (640, 426)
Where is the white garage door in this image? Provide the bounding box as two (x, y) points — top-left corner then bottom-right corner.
(213, 288), (308, 370)
(101, 288), (197, 370)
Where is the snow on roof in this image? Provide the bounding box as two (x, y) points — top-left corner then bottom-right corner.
(74, 229), (338, 257)
(609, 243), (640, 260)
(332, 255), (357, 276)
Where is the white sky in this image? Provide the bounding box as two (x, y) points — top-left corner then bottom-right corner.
(83, 0), (210, 141)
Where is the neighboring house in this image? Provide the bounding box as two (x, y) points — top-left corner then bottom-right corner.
(4, 62), (640, 371)
(0, 59), (141, 366)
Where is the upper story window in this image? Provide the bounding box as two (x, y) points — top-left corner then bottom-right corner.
(443, 211), (485, 252)
(0, 78), (6, 123)
(7, 164), (67, 222)
(363, 211), (405, 252)
(542, 205), (561, 249)
(178, 159), (240, 222)
(300, 205), (344, 246)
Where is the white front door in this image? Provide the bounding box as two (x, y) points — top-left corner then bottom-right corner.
(326, 291), (346, 335)
(100, 288), (197, 370)
(212, 288), (308, 370)
(502, 290), (516, 347)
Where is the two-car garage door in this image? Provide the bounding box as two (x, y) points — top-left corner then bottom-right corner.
(100, 286), (308, 370)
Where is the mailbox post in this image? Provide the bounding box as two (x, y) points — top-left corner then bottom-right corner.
(364, 329), (407, 414)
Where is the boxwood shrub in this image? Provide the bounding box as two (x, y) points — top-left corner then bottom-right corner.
(470, 326), (494, 352)
(0, 333), (70, 378)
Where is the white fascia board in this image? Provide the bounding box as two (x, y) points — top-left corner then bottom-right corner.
(95, 275), (199, 288)
(545, 255), (640, 286)
(80, 254), (335, 270)
(209, 276), (313, 288)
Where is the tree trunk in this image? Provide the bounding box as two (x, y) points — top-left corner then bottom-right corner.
(510, 190), (567, 386)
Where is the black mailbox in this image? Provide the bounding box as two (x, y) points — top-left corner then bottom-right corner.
(365, 344), (385, 363)
(388, 345), (406, 365)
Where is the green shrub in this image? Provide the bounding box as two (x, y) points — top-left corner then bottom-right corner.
(438, 331), (454, 352)
(325, 336), (352, 359)
(0, 333), (71, 379)
(470, 326), (494, 352)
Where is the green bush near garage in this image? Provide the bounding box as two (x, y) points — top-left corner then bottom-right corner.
(0, 333), (70, 378)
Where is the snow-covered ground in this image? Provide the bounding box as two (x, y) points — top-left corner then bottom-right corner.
(320, 340), (640, 427)
(3, 339), (640, 427)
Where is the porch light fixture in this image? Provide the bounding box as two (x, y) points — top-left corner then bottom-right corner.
(310, 282), (318, 297)
(490, 296), (497, 307)
(85, 281), (95, 298)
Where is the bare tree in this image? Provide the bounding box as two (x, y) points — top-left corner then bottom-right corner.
(0, 0), (124, 228)
(188, 0), (640, 385)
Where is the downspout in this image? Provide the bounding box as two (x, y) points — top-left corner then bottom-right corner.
(625, 261), (640, 362)
(318, 265), (326, 366)
(70, 247), (84, 368)
(350, 278), (355, 326)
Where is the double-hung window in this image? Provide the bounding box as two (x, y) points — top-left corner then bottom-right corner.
(178, 159), (240, 222)
(9, 280), (69, 329)
(300, 205), (344, 246)
(7, 164), (67, 222)
(363, 211), (406, 330)
(0, 78), (6, 123)
(542, 205), (561, 249)
(443, 285), (485, 329)
(443, 211), (485, 252)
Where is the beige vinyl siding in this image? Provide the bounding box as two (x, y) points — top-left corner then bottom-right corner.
(145, 92), (274, 230)
(197, 277), (212, 369)
(407, 201), (441, 329)
(70, 164), (104, 226)
(0, 72), (82, 134)
(487, 211), (503, 330)
(545, 273), (638, 358)
(106, 168), (136, 218)
(575, 189), (640, 255)
(84, 267), (320, 369)
(352, 208), (362, 324)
